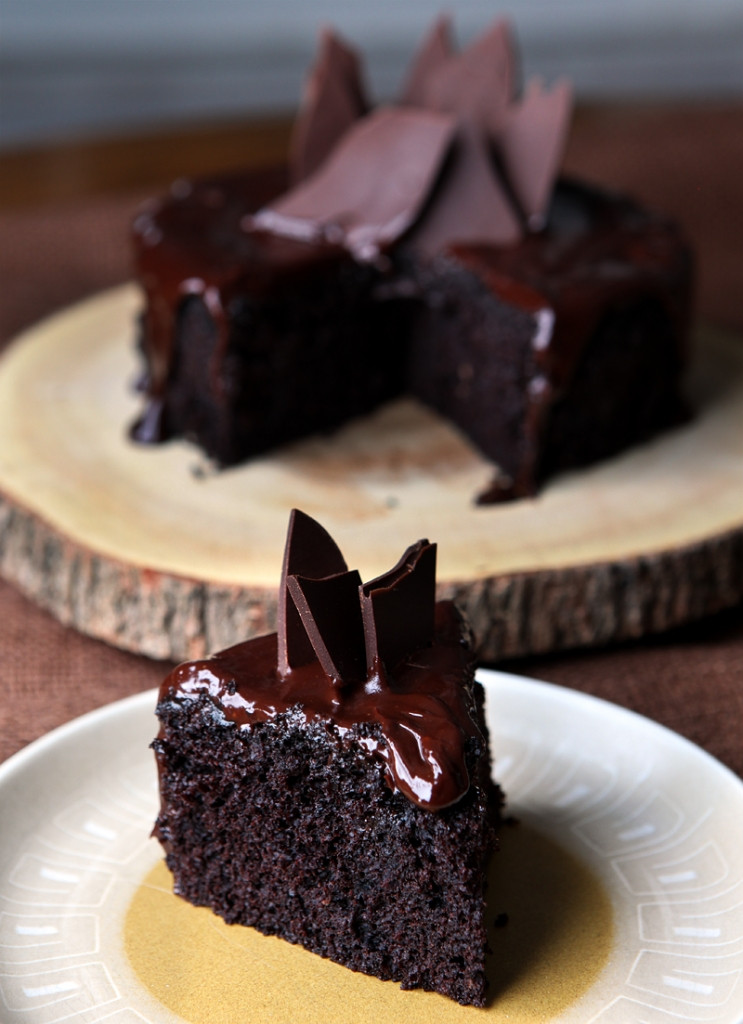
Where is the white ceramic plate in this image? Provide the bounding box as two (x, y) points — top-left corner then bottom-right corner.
(1, 671), (742, 1023)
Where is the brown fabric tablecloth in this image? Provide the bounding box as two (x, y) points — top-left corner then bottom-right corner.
(1, 104), (742, 778)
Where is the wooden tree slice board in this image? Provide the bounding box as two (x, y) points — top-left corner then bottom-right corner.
(1, 283), (742, 662)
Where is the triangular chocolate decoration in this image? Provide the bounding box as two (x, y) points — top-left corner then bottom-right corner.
(261, 107), (456, 260)
(404, 123), (521, 255)
(260, 16), (572, 262)
(289, 29), (368, 184)
(416, 18), (516, 133)
(277, 509), (348, 674)
(497, 77), (573, 230)
(399, 15), (454, 107)
(286, 570), (366, 685)
(361, 540), (436, 675)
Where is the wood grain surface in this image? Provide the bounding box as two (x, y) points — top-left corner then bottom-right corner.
(1, 283), (741, 662)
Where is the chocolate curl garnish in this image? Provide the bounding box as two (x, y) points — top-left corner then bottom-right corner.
(360, 540), (436, 676)
(277, 509), (348, 675)
(286, 571), (366, 686)
(256, 107), (457, 261)
(498, 78), (573, 230)
(399, 15), (454, 107)
(290, 28), (369, 185)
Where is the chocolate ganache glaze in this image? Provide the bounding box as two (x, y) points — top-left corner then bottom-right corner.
(159, 511), (483, 810)
(421, 179), (691, 499)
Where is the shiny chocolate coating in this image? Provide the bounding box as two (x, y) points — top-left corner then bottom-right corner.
(159, 599), (482, 811)
(132, 167), (691, 501)
(131, 169), (344, 441)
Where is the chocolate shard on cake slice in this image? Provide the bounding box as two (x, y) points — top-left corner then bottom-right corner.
(153, 509), (501, 1006)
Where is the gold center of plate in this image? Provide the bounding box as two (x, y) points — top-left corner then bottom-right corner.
(124, 823), (612, 1022)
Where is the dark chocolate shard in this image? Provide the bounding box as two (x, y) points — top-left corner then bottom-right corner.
(286, 570), (366, 686)
(404, 122), (521, 255)
(416, 18), (516, 133)
(172, 510), (481, 810)
(399, 15), (454, 107)
(277, 509), (348, 674)
(255, 107), (456, 261)
(497, 77), (573, 230)
(252, 16), (572, 264)
(361, 540), (436, 675)
(289, 28), (368, 185)
(280, 513), (441, 691)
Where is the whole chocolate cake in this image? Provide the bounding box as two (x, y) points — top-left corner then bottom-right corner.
(132, 18), (692, 501)
(153, 509), (501, 1006)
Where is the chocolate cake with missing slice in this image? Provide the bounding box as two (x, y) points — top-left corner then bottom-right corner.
(153, 510), (501, 1006)
(131, 18), (692, 502)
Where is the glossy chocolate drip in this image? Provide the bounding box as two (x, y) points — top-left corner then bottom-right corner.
(453, 179), (690, 395)
(132, 158), (689, 492)
(450, 178), (692, 497)
(131, 172), (347, 441)
(161, 600), (477, 811)
(160, 512), (481, 811)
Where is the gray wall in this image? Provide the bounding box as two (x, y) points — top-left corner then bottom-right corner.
(3, 0), (742, 148)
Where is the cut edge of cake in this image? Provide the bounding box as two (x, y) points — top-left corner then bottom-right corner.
(152, 509), (502, 1006)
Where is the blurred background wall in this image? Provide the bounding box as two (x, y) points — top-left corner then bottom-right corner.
(3, 0), (743, 149)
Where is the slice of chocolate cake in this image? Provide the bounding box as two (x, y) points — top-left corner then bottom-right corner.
(131, 18), (692, 501)
(153, 510), (501, 1006)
